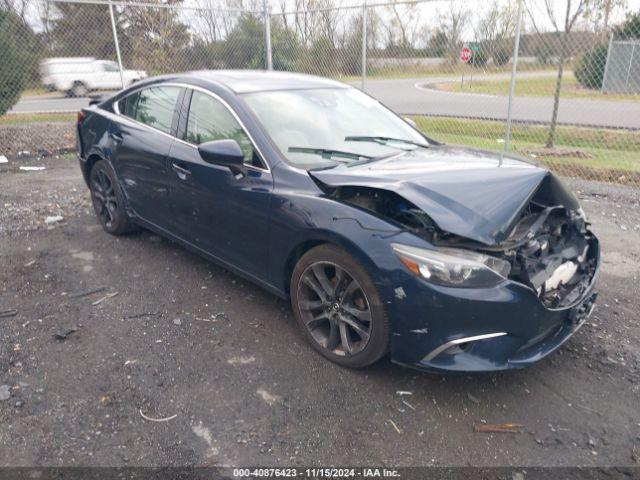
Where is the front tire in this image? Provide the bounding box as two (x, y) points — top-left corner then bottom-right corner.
(89, 160), (135, 235)
(291, 245), (389, 368)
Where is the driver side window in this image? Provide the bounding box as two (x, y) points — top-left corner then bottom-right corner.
(185, 91), (259, 167)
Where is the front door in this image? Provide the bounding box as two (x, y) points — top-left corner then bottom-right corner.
(166, 89), (273, 280)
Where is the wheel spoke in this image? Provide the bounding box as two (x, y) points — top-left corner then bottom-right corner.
(339, 321), (353, 355)
(325, 320), (340, 351)
(302, 275), (327, 302)
(306, 311), (329, 329)
(91, 179), (103, 194)
(311, 265), (334, 297)
(342, 304), (372, 323)
(341, 279), (359, 302)
(333, 266), (346, 297)
(339, 314), (370, 341)
(299, 299), (323, 311)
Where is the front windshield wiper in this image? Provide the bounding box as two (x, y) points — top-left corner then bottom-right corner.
(288, 146), (372, 162)
(344, 136), (430, 150)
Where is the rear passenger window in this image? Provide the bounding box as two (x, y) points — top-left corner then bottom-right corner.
(185, 91), (257, 166)
(119, 86), (180, 135)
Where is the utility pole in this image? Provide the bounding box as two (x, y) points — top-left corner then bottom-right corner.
(504, 0), (523, 153)
(108, 0), (125, 88)
(264, 0), (273, 70)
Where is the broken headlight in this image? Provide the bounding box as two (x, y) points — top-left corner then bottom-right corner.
(392, 244), (511, 288)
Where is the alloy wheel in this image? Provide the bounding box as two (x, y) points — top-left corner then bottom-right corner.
(91, 169), (118, 229)
(297, 261), (372, 357)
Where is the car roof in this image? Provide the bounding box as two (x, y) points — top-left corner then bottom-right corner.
(176, 70), (349, 94)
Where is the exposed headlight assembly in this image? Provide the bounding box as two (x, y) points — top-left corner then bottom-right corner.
(392, 243), (511, 288)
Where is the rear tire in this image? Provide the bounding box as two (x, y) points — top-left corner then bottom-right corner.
(291, 244), (389, 368)
(89, 160), (136, 235)
(71, 81), (88, 97)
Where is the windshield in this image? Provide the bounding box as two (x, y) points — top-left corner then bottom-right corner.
(241, 88), (429, 168)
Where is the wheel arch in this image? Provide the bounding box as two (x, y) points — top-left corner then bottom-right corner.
(281, 231), (382, 299)
(83, 152), (106, 186)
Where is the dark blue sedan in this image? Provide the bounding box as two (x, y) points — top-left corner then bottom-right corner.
(76, 70), (599, 372)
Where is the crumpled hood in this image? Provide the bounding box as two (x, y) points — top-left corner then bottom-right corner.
(309, 146), (579, 245)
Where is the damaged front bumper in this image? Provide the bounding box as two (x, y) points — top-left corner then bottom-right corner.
(385, 237), (600, 373)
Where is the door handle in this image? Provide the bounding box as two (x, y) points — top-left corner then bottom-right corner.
(171, 163), (191, 180)
(109, 132), (123, 143)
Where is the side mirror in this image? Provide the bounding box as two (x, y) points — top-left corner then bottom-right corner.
(403, 117), (417, 128)
(198, 139), (245, 176)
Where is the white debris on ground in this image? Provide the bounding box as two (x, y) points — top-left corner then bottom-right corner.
(19, 166), (45, 171)
(256, 388), (280, 406)
(44, 215), (64, 225)
(227, 355), (256, 365)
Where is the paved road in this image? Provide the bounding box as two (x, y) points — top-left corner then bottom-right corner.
(361, 76), (640, 129)
(1, 148), (640, 467)
(10, 72), (639, 129)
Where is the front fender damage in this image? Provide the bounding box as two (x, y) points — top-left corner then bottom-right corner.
(314, 172), (598, 309)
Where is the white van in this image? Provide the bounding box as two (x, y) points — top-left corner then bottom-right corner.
(40, 57), (147, 97)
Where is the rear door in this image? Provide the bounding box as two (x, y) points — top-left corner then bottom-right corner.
(110, 85), (183, 228)
(166, 88), (273, 279)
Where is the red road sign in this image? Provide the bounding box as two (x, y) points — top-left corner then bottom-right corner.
(460, 46), (472, 63)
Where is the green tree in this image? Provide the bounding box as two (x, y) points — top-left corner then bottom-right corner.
(425, 30), (448, 57)
(574, 42), (608, 88)
(49, 3), (123, 59)
(618, 11), (640, 39)
(492, 45), (512, 66)
(223, 15), (263, 69)
(471, 49), (488, 68)
(574, 11), (640, 89)
(222, 15), (302, 71)
(308, 35), (339, 75)
(121, 5), (191, 74)
(0, 10), (40, 115)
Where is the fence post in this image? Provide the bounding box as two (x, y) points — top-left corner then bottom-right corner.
(361, 1), (367, 90)
(601, 32), (614, 92)
(108, 0), (125, 89)
(504, 0), (523, 153)
(263, 0), (273, 70)
(624, 43), (635, 92)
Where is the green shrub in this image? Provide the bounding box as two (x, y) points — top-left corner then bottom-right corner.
(574, 43), (608, 89)
(471, 49), (488, 68)
(0, 11), (39, 115)
(492, 45), (511, 67)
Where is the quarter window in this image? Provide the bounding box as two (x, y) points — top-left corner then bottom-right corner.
(185, 91), (255, 166)
(118, 91), (140, 118)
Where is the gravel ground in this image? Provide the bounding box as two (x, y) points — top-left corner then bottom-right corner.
(1, 125), (640, 468)
(0, 122), (75, 160)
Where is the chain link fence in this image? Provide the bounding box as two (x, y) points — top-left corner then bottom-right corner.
(1, 0), (639, 187)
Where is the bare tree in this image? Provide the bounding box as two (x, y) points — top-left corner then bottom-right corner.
(385, 0), (420, 48)
(438, 2), (470, 60)
(587, 0), (626, 36)
(1, 0), (29, 24)
(317, 0), (341, 46)
(475, 1), (517, 45)
(525, 0), (591, 148)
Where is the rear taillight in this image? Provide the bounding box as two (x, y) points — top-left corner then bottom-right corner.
(77, 110), (85, 124)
